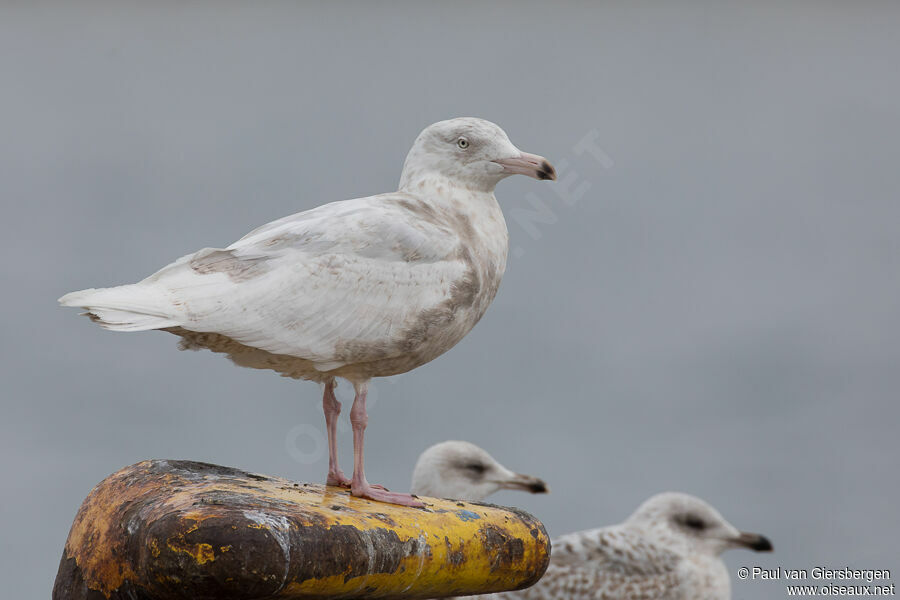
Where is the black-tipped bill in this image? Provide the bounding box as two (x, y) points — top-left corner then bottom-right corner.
(500, 473), (551, 494)
(494, 152), (557, 181)
(736, 531), (774, 552)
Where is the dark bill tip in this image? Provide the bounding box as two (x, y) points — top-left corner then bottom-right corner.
(537, 161), (557, 181)
(738, 532), (774, 552)
(494, 153), (557, 181)
(503, 474), (550, 494)
(528, 480), (549, 494)
(751, 535), (774, 552)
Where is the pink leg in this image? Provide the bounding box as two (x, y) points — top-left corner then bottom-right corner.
(349, 381), (425, 507)
(322, 379), (351, 487)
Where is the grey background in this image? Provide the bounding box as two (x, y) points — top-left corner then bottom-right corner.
(2, 2), (898, 598)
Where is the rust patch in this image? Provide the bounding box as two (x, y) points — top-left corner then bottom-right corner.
(369, 512), (398, 528)
(209, 520), (429, 587)
(445, 536), (466, 567)
(479, 524), (526, 573)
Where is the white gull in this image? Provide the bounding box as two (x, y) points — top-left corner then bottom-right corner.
(59, 117), (556, 507)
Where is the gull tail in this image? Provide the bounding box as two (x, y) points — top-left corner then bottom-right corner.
(59, 284), (180, 332)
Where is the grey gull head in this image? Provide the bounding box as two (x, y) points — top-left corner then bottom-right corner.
(625, 492), (773, 557)
(411, 440), (549, 502)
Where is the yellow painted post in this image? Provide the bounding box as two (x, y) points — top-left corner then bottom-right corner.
(53, 460), (550, 599)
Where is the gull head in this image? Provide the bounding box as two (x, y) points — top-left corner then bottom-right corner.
(626, 492), (773, 557)
(410, 440), (549, 502)
(399, 117), (556, 193)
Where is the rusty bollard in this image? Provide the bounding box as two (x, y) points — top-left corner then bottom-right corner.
(52, 460), (550, 599)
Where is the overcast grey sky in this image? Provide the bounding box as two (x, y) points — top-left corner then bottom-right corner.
(2, 2), (899, 598)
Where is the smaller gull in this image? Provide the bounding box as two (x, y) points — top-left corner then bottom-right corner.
(468, 492), (772, 600)
(410, 440), (549, 502)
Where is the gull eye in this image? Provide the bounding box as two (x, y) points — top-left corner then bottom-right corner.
(465, 462), (486, 475)
(457, 137), (469, 150)
(682, 515), (706, 530)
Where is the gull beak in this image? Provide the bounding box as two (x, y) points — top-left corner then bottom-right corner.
(734, 531), (774, 552)
(493, 152), (557, 181)
(498, 472), (550, 494)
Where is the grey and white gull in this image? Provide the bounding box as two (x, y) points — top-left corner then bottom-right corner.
(469, 492), (772, 599)
(59, 117), (556, 507)
(411, 440), (549, 502)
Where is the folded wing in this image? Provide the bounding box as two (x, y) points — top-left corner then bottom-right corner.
(61, 194), (467, 370)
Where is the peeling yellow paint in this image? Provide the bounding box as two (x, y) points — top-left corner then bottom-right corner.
(57, 460), (549, 599)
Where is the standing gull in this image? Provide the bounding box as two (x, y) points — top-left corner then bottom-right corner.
(411, 440), (549, 502)
(471, 492), (772, 599)
(59, 117), (556, 507)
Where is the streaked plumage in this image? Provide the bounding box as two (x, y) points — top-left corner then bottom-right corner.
(59, 117), (556, 506)
(471, 493), (772, 599)
(411, 440), (548, 502)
